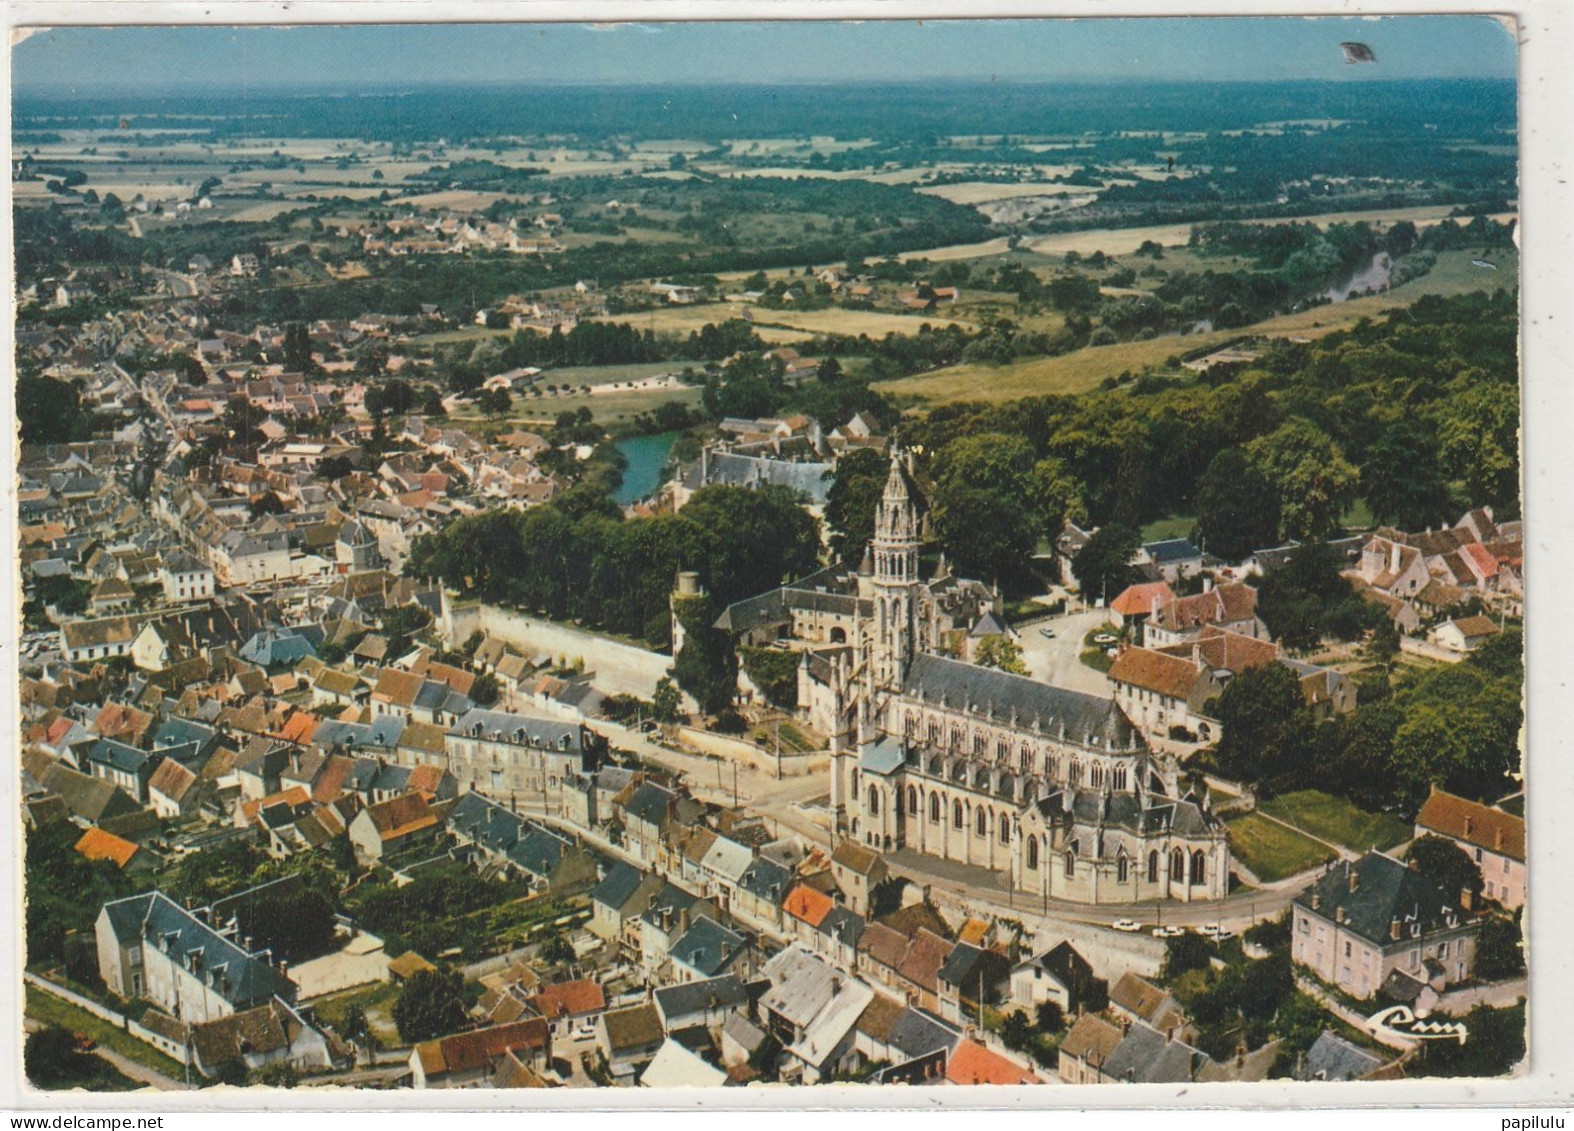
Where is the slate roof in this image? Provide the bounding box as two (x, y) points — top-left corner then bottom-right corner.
(670, 916), (748, 978)
(506, 824), (574, 879)
(654, 974), (749, 1025)
(737, 856), (793, 906)
(1293, 851), (1472, 947)
(592, 862), (648, 910)
(859, 736), (907, 775)
(1295, 1031), (1385, 1082)
(100, 891), (294, 1009)
(902, 653), (1140, 751)
(448, 708), (584, 752)
(689, 451), (834, 503)
(1101, 1022), (1208, 1084)
(887, 1005), (961, 1060)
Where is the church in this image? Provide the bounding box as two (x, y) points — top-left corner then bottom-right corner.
(715, 450), (1232, 905)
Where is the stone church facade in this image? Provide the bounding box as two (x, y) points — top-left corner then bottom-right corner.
(718, 451), (1231, 904)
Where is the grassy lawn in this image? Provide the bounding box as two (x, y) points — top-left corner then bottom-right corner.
(448, 382), (704, 429)
(1258, 790), (1410, 853)
(1224, 812), (1336, 883)
(311, 979), (403, 1047)
(1142, 514), (1196, 542)
(24, 985), (187, 1081)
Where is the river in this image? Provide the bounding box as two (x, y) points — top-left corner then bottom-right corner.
(1324, 252), (1393, 303)
(611, 431), (678, 505)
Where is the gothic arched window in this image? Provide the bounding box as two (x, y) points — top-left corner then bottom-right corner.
(1064, 850), (1077, 879)
(976, 808), (988, 837)
(953, 799), (964, 829)
(1170, 848), (1186, 883)
(905, 712), (917, 737)
(1090, 764), (1103, 789)
(868, 786), (880, 816)
(1191, 849), (1207, 885)
(1148, 850), (1159, 884)
(930, 793), (941, 822)
(907, 785), (918, 814)
(1068, 762), (1081, 787)
(1027, 837), (1039, 870)
(1113, 765), (1128, 792)
(999, 814), (1011, 845)
(1117, 855), (1130, 883)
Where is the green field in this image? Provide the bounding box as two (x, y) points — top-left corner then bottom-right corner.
(24, 984), (187, 1082)
(1224, 812), (1336, 883)
(1258, 790), (1410, 853)
(448, 382), (705, 429)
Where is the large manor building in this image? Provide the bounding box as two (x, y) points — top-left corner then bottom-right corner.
(715, 452), (1231, 905)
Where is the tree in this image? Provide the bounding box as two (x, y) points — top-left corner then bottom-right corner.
(816, 356), (843, 383)
(1214, 662), (1305, 782)
(1001, 1010), (1033, 1052)
(1475, 911), (1525, 980)
(1256, 541), (1353, 651)
(17, 375), (88, 444)
(974, 635), (1029, 675)
(651, 676), (682, 723)
(1161, 933), (1216, 980)
(823, 447), (888, 565)
(470, 672), (500, 707)
(1245, 419), (1360, 541)
(1406, 835), (1484, 904)
(1192, 449), (1282, 562)
(393, 969), (468, 1044)
(1363, 419), (1456, 531)
(24, 1027), (82, 1086)
(251, 1060), (300, 1088)
(1034, 1000), (1064, 1033)
(1072, 523), (1139, 604)
(671, 593), (738, 716)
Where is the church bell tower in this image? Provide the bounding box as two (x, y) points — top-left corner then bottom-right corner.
(868, 448), (922, 692)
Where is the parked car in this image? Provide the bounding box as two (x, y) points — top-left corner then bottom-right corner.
(1039, 626), (1057, 638)
(1094, 633), (1117, 646)
(1111, 918), (1141, 933)
(1151, 925), (1185, 938)
(1199, 924), (1235, 941)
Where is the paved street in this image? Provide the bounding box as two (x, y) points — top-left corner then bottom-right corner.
(1016, 606), (1116, 697)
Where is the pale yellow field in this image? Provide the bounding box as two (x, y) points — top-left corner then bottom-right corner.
(917, 181), (1091, 205)
(751, 308), (979, 337)
(225, 200), (311, 222)
(592, 304), (813, 344)
(393, 190), (510, 210)
(897, 237), (1016, 263)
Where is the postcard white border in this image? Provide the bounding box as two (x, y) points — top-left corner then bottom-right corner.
(2, 0), (1570, 1114)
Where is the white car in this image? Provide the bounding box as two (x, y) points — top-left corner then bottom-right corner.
(1110, 918), (1141, 933)
(1039, 626), (1057, 638)
(1199, 924), (1235, 941)
(1151, 925), (1185, 939)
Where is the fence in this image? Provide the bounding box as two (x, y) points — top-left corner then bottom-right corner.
(676, 725), (829, 778)
(24, 971), (192, 1066)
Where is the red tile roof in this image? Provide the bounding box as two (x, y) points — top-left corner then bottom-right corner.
(1110, 582), (1176, 619)
(783, 882), (836, 928)
(363, 791), (439, 841)
(414, 1019), (550, 1079)
(74, 826), (140, 869)
(530, 979), (606, 1019)
(1108, 646), (1201, 700)
(1416, 787), (1524, 862)
(945, 1039), (1040, 1086)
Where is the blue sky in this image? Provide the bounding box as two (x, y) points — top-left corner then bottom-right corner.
(12, 17), (1516, 92)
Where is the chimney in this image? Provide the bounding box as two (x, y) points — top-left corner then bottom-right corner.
(1311, 888), (1321, 911)
(1494, 828), (1503, 852)
(1204, 576), (1214, 594)
(1460, 889), (1474, 912)
(1408, 857), (1419, 872)
(678, 908), (691, 935)
(1389, 542), (1401, 573)
(1390, 917), (1401, 941)
(1348, 869), (1359, 894)
(1191, 643), (1202, 670)
(1335, 906), (1345, 924)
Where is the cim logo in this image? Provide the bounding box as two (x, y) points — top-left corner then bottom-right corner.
(1365, 1005), (1468, 1045)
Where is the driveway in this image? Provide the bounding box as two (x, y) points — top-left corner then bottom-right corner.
(1015, 606), (1116, 698)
